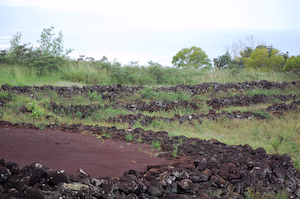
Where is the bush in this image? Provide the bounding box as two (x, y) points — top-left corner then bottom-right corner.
(4, 27), (73, 75)
(283, 55), (300, 71)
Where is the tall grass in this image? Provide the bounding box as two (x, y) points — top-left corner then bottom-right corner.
(1, 61), (299, 87)
(0, 64), (63, 86)
(60, 61), (112, 85)
(55, 62), (300, 86)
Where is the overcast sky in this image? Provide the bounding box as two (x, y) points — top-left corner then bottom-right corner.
(1, 0), (299, 30)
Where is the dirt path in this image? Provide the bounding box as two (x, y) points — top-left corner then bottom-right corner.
(0, 128), (169, 177)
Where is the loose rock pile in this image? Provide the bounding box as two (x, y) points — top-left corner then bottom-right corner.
(1, 84), (144, 99)
(207, 94), (297, 109)
(1, 121), (300, 198)
(46, 101), (109, 119)
(156, 80), (300, 95)
(106, 100), (300, 126)
(123, 100), (200, 113)
(1, 80), (300, 99)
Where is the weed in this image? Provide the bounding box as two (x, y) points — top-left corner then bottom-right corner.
(29, 101), (36, 111)
(252, 109), (271, 119)
(151, 140), (161, 150)
(87, 90), (102, 102)
(135, 134), (143, 143)
(125, 133), (133, 141)
(245, 188), (261, 199)
(172, 144), (178, 157)
(76, 111), (83, 118)
(244, 187), (288, 199)
(0, 91), (14, 100)
(140, 87), (155, 99)
(97, 133), (112, 139)
(293, 156), (300, 171)
(28, 100), (45, 119)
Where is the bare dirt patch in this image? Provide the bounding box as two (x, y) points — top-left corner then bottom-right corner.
(0, 128), (169, 178)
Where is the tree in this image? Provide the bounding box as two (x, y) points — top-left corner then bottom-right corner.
(243, 46), (285, 71)
(213, 51), (232, 69)
(37, 26), (73, 57)
(172, 46), (211, 69)
(283, 55), (300, 71)
(6, 32), (26, 63)
(4, 27), (73, 75)
(239, 47), (253, 58)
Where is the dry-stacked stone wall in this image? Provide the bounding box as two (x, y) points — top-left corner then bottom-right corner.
(1, 84), (144, 99)
(155, 80), (300, 95)
(1, 80), (300, 98)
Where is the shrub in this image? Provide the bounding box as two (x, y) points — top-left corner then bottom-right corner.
(4, 27), (73, 75)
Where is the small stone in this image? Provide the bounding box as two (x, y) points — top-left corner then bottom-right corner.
(126, 193), (139, 199)
(197, 189), (209, 199)
(47, 170), (69, 186)
(177, 179), (194, 192)
(165, 182), (178, 194)
(118, 179), (138, 194)
(295, 188), (300, 197)
(5, 162), (19, 175)
(30, 168), (46, 186)
(0, 159), (5, 167)
(219, 163), (229, 179)
(25, 187), (44, 199)
(149, 179), (164, 197)
(274, 168), (287, 179)
(62, 182), (89, 191)
(18, 176), (31, 191)
(197, 169), (212, 182)
(0, 166), (11, 184)
(6, 178), (18, 188)
(76, 168), (89, 179)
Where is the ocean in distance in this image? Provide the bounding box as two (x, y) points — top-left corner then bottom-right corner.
(0, 28), (299, 66)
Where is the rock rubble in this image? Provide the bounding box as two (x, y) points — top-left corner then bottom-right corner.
(1, 80), (300, 99)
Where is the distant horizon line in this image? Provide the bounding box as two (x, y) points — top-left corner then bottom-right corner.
(1, 28), (300, 31)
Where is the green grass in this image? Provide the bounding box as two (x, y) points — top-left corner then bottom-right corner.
(139, 87), (191, 102)
(0, 64), (64, 86)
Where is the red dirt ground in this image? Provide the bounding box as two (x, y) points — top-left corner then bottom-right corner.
(0, 128), (170, 178)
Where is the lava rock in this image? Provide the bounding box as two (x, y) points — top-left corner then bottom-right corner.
(5, 162), (19, 175)
(46, 170), (70, 186)
(25, 187), (44, 199)
(0, 166), (12, 184)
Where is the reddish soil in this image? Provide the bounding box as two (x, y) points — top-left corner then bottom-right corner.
(0, 128), (169, 178)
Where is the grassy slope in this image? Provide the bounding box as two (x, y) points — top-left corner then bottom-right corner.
(0, 63), (299, 170)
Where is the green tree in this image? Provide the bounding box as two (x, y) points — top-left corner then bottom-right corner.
(243, 46), (285, 71)
(239, 47), (254, 58)
(6, 32), (26, 63)
(213, 51), (244, 70)
(283, 55), (300, 71)
(4, 27), (73, 74)
(37, 26), (73, 57)
(213, 51), (232, 69)
(172, 46), (211, 69)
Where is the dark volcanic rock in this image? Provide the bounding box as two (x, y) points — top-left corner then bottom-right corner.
(25, 187), (44, 199)
(0, 166), (11, 184)
(5, 162), (19, 175)
(46, 170), (70, 186)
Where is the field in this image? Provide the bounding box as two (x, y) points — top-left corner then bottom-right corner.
(0, 65), (300, 198)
